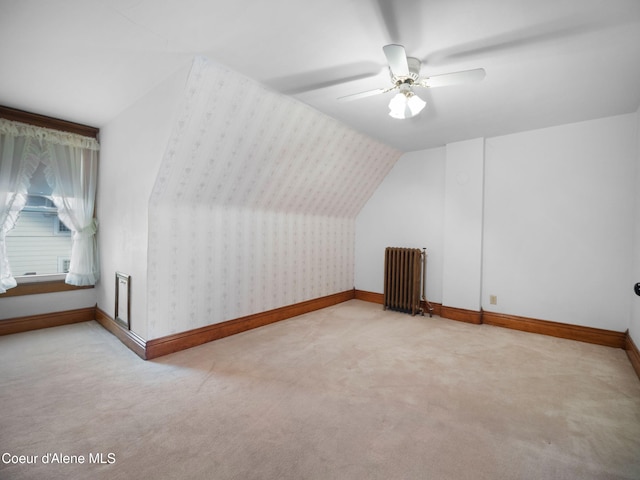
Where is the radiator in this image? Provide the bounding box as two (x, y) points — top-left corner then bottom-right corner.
(383, 247), (433, 317)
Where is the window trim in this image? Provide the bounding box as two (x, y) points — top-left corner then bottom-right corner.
(2, 278), (93, 297)
(17, 273), (67, 283)
(0, 105), (99, 138)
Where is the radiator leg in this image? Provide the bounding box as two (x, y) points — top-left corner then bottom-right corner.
(421, 248), (433, 317)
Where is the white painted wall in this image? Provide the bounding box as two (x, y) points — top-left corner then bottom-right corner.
(442, 138), (485, 311)
(0, 288), (96, 320)
(483, 114), (637, 331)
(630, 105), (640, 341)
(96, 62), (191, 339)
(1, 65), (188, 325)
(356, 114), (637, 333)
(355, 147), (445, 303)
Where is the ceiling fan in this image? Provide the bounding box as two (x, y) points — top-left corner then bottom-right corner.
(338, 44), (486, 119)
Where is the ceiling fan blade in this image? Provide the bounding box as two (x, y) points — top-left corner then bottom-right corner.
(265, 62), (383, 95)
(372, 0), (424, 46)
(418, 68), (486, 88)
(424, 10), (637, 65)
(337, 86), (396, 102)
(383, 44), (409, 77)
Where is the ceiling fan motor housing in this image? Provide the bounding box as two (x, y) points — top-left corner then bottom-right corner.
(390, 57), (422, 85)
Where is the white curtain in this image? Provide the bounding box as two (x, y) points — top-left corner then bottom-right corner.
(0, 118), (100, 292)
(45, 142), (99, 286)
(0, 120), (42, 293)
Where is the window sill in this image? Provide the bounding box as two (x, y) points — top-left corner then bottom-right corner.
(1, 278), (94, 297)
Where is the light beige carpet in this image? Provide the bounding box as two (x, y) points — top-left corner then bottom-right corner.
(1, 299), (639, 479)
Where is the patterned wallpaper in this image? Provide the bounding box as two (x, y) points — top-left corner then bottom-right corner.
(147, 56), (400, 339)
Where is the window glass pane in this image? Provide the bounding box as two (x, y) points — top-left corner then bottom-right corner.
(6, 193), (72, 276)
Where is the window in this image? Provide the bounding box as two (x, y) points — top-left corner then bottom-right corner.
(58, 257), (71, 274)
(55, 218), (72, 235)
(0, 107), (100, 294)
(5, 161), (72, 277)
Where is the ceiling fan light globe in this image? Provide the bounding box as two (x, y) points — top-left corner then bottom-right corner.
(388, 92), (408, 112)
(388, 91), (426, 119)
(407, 95), (426, 115)
(388, 102), (416, 119)
(389, 109), (408, 119)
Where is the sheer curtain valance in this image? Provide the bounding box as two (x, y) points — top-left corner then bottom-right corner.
(0, 118), (100, 293)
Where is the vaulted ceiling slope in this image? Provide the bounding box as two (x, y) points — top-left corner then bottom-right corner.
(150, 57), (401, 218)
(2, 1), (639, 152)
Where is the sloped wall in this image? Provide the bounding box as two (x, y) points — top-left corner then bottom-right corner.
(147, 57), (400, 339)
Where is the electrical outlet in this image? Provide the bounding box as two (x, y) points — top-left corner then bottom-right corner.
(489, 295), (497, 305)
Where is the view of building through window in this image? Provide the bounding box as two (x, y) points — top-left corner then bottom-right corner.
(6, 161), (73, 277)
(6, 195), (72, 276)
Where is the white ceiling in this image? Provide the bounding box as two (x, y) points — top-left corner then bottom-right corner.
(2, 0), (640, 152)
